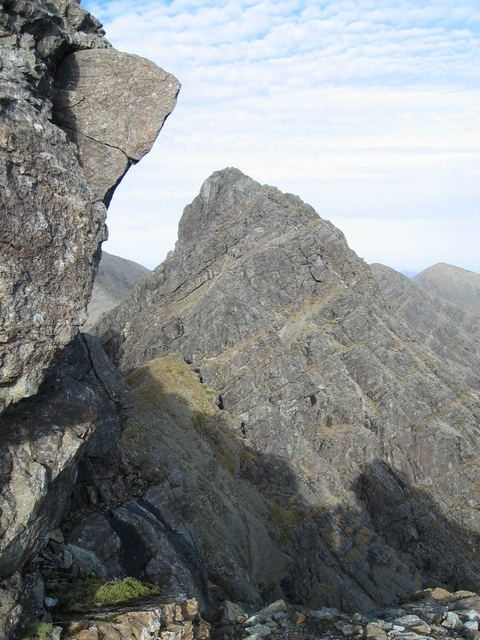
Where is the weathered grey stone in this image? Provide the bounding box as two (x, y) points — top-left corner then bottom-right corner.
(0, 0), (178, 415)
(365, 622), (388, 640)
(53, 48), (180, 203)
(465, 620), (479, 631)
(245, 601), (287, 627)
(220, 601), (248, 625)
(94, 168), (480, 609)
(245, 624), (272, 637)
(442, 612), (464, 631)
(334, 621), (356, 636)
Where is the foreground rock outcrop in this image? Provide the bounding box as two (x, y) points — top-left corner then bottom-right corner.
(95, 168), (480, 610)
(0, 0), (179, 414)
(0, 332), (133, 638)
(35, 578), (480, 640)
(0, 2), (179, 636)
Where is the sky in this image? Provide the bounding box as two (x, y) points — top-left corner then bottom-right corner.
(81, 0), (480, 275)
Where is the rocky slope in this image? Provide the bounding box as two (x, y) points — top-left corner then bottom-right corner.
(84, 251), (150, 328)
(370, 264), (480, 389)
(94, 168), (480, 611)
(414, 263), (480, 311)
(48, 587), (480, 640)
(3, 2), (480, 637)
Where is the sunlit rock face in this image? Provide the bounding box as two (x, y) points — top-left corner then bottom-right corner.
(53, 48), (180, 205)
(0, 0), (179, 415)
(95, 167), (480, 609)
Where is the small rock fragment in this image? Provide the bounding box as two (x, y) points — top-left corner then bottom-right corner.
(467, 611), (480, 622)
(432, 588), (457, 605)
(365, 622), (388, 640)
(465, 621), (479, 631)
(245, 624), (272, 637)
(291, 612), (306, 625)
(244, 601), (286, 627)
(442, 611), (464, 631)
(410, 624), (431, 634)
(334, 621), (356, 636)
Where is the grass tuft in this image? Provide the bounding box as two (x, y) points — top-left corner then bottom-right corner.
(65, 576), (161, 608)
(22, 622), (53, 640)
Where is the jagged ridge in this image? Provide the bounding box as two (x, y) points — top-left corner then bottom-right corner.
(94, 168), (480, 609)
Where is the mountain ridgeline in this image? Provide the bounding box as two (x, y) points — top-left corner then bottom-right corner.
(93, 167), (480, 609)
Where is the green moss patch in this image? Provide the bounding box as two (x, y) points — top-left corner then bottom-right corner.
(63, 577), (161, 609)
(22, 623), (53, 640)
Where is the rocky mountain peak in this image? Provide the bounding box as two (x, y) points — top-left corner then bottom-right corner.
(94, 168), (480, 610)
(178, 168), (323, 250)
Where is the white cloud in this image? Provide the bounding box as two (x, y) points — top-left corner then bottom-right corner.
(81, 0), (480, 274)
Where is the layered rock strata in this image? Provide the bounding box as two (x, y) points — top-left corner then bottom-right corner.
(95, 168), (480, 609)
(0, 0), (179, 413)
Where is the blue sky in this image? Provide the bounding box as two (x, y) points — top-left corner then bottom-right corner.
(81, 0), (480, 274)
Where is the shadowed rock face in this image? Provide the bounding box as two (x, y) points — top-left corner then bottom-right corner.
(95, 167), (480, 609)
(0, 333), (132, 581)
(0, 0), (179, 415)
(414, 263), (480, 311)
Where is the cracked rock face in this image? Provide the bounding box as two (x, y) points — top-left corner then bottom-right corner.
(0, 2), (177, 634)
(53, 48), (180, 204)
(95, 167), (480, 608)
(0, 0), (179, 414)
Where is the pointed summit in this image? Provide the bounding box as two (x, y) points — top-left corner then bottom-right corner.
(94, 169), (480, 609)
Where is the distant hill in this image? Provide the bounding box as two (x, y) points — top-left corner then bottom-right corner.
(370, 263), (480, 389)
(84, 251), (150, 328)
(414, 262), (480, 310)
